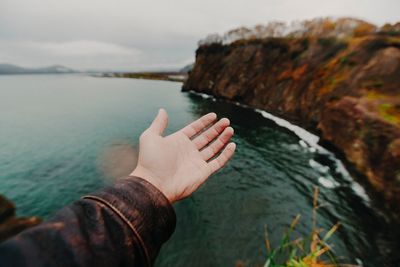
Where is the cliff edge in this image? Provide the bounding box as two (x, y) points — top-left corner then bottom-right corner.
(183, 18), (400, 216)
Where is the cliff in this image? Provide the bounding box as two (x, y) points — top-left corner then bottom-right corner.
(183, 18), (400, 216)
(0, 195), (41, 243)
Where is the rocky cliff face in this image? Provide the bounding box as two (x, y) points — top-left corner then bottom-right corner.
(183, 19), (400, 216)
(0, 195), (41, 243)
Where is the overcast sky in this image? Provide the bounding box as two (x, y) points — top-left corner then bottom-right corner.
(0, 0), (399, 71)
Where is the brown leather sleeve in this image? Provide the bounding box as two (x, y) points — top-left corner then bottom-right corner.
(0, 176), (176, 267)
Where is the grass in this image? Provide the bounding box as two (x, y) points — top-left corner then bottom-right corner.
(262, 187), (359, 267)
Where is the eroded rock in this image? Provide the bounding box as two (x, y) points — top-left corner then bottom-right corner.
(183, 23), (400, 219)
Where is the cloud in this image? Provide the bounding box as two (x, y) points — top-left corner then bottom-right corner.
(0, 0), (399, 70)
(0, 40), (143, 70)
(23, 40), (141, 57)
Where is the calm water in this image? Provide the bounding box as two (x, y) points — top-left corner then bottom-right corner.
(0, 75), (398, 266)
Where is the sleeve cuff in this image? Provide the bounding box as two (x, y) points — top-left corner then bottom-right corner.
(83, 176), (176, 266)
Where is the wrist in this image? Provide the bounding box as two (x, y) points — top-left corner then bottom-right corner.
(130, 166), (172, 203)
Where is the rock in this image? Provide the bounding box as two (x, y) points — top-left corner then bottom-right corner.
(0, 195), (41, 243)
(0, 195), (15, 222)
(183, 19), (400, 219)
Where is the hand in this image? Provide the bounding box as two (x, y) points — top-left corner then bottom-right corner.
(130, 109), (235, 203)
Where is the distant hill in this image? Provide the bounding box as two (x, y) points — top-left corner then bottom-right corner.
(0, 64), (76, 75)
(180, 63), (194, 73)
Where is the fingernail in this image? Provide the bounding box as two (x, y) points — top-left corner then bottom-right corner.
(222, 118), (230, 124)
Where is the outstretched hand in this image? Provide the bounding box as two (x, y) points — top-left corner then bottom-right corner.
(130, 109), (236, 203)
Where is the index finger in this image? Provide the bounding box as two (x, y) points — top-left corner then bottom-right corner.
(180, 112), (217, 138)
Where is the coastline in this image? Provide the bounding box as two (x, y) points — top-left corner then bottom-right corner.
(101, 72), (187, 82)
(182, 33), (400, 222)
(95, 71), (399, 220)
(187, 90), (372, 201)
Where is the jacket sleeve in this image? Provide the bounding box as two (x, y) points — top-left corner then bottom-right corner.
(0, 176), (176, 267)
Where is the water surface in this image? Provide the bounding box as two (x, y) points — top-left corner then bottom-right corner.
(0, 75), (397, 266)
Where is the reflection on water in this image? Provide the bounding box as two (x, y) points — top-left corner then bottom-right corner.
(0, 75), (398, 267)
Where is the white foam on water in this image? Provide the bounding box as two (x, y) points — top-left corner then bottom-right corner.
(299, 139), (308, 148)
(255, 109), (370, 203)
(187, 90), (371, 203)
(355, 258), (364, 267)
(318, 176), (338, 189)
(196, 92), (214, 99)
(256, 110), (320, 148)
(309, 159), (330, 174)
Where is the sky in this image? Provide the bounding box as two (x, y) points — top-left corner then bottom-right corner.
(0, 0), (399, 71)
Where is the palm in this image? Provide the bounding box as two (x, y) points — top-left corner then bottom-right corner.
(131, 110), (235, 203)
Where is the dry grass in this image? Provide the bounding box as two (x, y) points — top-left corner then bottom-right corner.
(261, 187), (360, 267)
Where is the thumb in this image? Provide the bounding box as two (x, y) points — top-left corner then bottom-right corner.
(148, 108), (168, 135)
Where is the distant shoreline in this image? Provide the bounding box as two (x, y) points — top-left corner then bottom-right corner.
(101, 72), (187, 82)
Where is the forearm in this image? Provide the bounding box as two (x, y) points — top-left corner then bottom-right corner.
(0, 110), (235, 266)
(0, 177), (176, 267)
